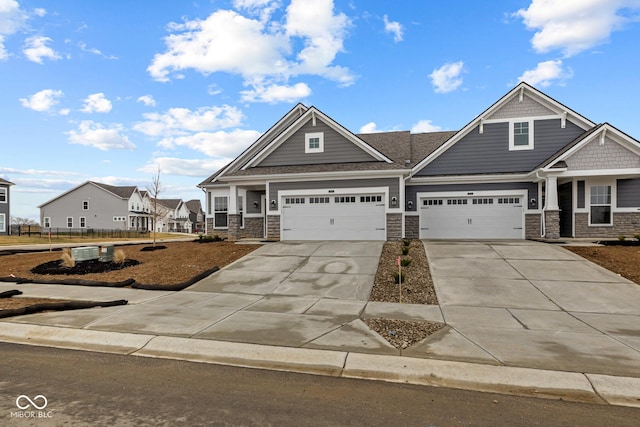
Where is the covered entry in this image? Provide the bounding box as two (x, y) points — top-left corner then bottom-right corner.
(281, 194), (386, 240)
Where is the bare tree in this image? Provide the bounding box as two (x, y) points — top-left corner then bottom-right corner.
(11, 217), (38, 226)
(146, 168), (164, 246)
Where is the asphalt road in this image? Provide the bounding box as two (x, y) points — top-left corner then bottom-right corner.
(0, 343), (638, 426)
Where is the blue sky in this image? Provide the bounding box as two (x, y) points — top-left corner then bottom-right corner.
(2, 0), (640, 221)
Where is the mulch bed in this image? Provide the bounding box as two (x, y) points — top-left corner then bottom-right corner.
(31, 259), (140, 275)
(564, 245), (640, 285)
(364, 317), (445, 349)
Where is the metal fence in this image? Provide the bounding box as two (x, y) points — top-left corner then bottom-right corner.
(11, 225), (150, 239)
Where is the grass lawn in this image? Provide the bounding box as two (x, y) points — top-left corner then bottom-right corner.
(0, 232), (189, 246)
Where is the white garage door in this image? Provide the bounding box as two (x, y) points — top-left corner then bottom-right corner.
(281, 194), (386, 240)
(420, 195), (524, 239)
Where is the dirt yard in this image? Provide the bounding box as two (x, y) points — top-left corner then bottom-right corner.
(0, 241), (261, 286)
(564, 245), (640, 285)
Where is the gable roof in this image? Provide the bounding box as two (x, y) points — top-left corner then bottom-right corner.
(537, 122), (640, 170)
(241, 106), (394, 169)
(155, 198), (183, 210)
(411, 82), (597, 175)
(38, 181), (139, 208)
(0, 177), (14, 186)
(185, 199), (203, 214)
(199, 103), (308, 186)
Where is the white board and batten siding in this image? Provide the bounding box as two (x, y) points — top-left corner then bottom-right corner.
(418, 191), (526, 239)
(280, 191), (387, 241)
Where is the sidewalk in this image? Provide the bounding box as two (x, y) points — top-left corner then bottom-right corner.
(1, 240), (639, 408)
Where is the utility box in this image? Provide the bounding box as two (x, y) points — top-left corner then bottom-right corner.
(100, 245), (114, 262)
(71, 246), (100, 261)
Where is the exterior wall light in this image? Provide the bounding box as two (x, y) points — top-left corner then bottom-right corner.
(407, 200), (413, 209)
(391, 196), (398, 206)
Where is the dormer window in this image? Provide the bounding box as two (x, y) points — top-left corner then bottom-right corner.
(305, 132), (324, 153)
(510, 120), (534, 150)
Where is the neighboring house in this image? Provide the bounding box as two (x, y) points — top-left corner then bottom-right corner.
(153, 199), (192, 233)
(198, 83), (640, 241)
(185, 199), (205, 233)
(0, 177), (14, 235)
(39, 181), (151, 231)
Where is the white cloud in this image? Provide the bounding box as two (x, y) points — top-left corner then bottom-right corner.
(0, 166), (80, 176)
(81, 93), (112, 113)
(134, 105), (244, 137)
(515, 0), (640, 57)
(139, 157), (232, 177)
(148, 0), (353, 100)
(518, 59), (574, 87)
(241, 82), (311, 103)
(159, 129), (261, 157)
(383, 15), (403, 42)
(19, 88), (63, 112)
(233, 0), (281, 22)
(0, 0), (27, 60)
(66, 120), (135, 151)
(33, 8), (47, 17)
(359, 122), (380, 133)
(137, 95), (156, 107)
(429, 61), (464, 93)
(411, 119), (443, 133)
(23, 35), (61, 63)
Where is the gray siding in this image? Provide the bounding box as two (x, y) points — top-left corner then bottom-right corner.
(246, 190), (264, 214)
(40, 183), (129, 229)
(416, 119), (585, 176)
(258, 119), (378, 167)
(617, 178), (640, 208)
(406, 182), (539, 210)
(0, 184), (9, 235)
(269, 177), (400, 210)
(577, 180), (585, 209)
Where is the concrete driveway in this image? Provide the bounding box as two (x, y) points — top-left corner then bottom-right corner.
(419, 240), (640, 377)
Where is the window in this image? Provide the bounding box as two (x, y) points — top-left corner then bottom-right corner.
(67, 217), (73, 228)
(44, 217), (50, 228)
(238, 196), (244, 228)
(310, 197), (330, 204)
(214, 196), (228, 228)
(0, 188), (6, 202)
(498, 197), (520, 204)
(510, 120), (534, 150)
(80, 217), (86, 228)
(305, 132), (324, 153)
(82, 200), (89, 210)
(284, 197), (305, 204)
(113, 216), (126, 222)
(423, 199), (443, 206)
(590, 185), (611, 225)
(0, 214), (4, 232)
(360, 195), (382, 203)
(335, 196), (356, 203)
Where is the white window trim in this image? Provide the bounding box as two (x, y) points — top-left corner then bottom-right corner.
(587, 181), (614, 226)
(0, 213), (5, 232)
(44, 217), (51, 228)
(305, 132), (324, 154)
(0, 188), (6, 203)
(509, 119), (534, 151)
(66, 217), (73, 228)
(79, 216), (87, 228)
(82, 200), (89, 210)
(214, 196), (229, 229)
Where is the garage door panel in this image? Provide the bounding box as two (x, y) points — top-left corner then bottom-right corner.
(282, 194), (385, 241)
(420, 196), (523, 239)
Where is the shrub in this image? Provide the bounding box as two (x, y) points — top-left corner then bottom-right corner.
(402, 239), (411, 247)
(635, 234), (640, 241)
(401, 246), (410, 256)
(113, 249), (126, 264)
(199, 234), (226, 242)
(400, 258), (412, 267)
(60, 248), (75, 268)
(618, 235), (626, 241)
(392, 271), (405, 284)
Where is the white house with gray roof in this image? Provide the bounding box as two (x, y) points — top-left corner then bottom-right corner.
(39, 181), (152, 231)
(198, 83), (640, 241)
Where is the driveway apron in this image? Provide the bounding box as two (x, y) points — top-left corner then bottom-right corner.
(424, 240), (640, 377)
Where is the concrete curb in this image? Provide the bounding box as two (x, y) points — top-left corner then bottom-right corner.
(0, 322), (154, 354)
(2, 324), (640, 407)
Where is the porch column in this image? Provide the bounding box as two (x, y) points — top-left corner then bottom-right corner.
(545, 176), (559, 210)
(544, 175), (560, 239)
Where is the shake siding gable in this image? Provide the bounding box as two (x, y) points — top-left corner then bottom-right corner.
(486, 94), (556, 120)
(256, 119), (378, 167)
(565, 137), (640, 171)
(416, 119), (584, 176)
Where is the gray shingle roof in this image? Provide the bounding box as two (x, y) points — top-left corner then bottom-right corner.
(226, 161), (406, 177)
(185, 199), (203, 213)
(0, 177), (14, 185)
(91, 182), (137, 199)
(156, 198), (182, 209)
